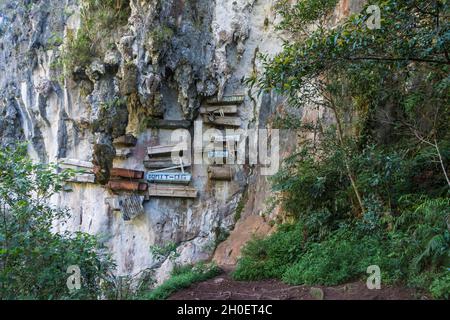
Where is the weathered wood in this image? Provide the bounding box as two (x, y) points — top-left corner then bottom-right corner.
(206, 95), (245, 105)
(203, 115), (242, 127)
(200, 105), (238, 114)
(208, 166), (235, 180)
(113, 134), (137, 147)
(147, 119), (191, 129)
(144, 158), (191, 169)
(108, 180), (148, 192)
(148, 143), (188, 156)
(146, 172), (192, 184)
(119, 195), (145, 221)
(105, 197), (121, 211)
(148, 185), (198, 198)
(67, 173), (96, 184)
(59, 158), (94, 169)
(110, 168), (144, 179)
(211, 134), (242, 143)
(115, 148), (133, 158)
(207, 150), (230, 158)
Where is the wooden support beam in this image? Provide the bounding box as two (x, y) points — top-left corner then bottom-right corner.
(148, 143), (188, 156)
(146, 172), (192, 184)
(208, 166), (235, 181)
(200, 105), (238, 114)
(110, 168), (144, 179)
(67, 173), (96, 184)
(107, 180), (148, 192)
(147, 119), (191, 129)
(144, 158), (191, 169)
(206, 95), (245, 105)
(203, 115), (242, 127)
(113, 134), (137, 147)
(148, 185), (198, 198)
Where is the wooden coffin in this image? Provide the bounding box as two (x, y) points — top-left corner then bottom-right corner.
(108, 180), (148, 192)
(148, 143), (188, 156)
(67, 173), (96, 184)
(211, 134), (242, 143)
(147, 119), (191, 129)
(148, 185), (198, 198)
(115, 148), (133, 159)
(119, 195), (145, 221)
(59, 158), (93, 170)
(146, 172), (192, 184)
(206, 95), (245, 105)
(113, 134), (137, 147)
(200, 105), (238, 114)
(144, 157), (191, 169)
(203, 115), (242, 127)
(110, 168), (144, 179)
(208, 166), (235, 181)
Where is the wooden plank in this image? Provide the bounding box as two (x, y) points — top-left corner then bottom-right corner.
(203, 115), (242, 127)
(67, 173), (96, 184)
(146, 172), (192, 184)
(110, 168), (144, 179)
(59, 158), (93, 169)
(108, 180), (148, 192)
(208, 166), (234, 180)
(148, 185), (198, 198)
(206, 95), (245, 105)
(113, 134), (137, 147)
(207, 150), (230, 158)
(200, 105), (237, 114)
(211, 134), (242, 143)
(147, 119), (191, 129)
(148, 143), (188, 156)
(144, 158), (191, 169)
(115, 148), (133, 158)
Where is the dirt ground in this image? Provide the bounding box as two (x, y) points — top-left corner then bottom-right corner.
(168, 273), (425, 300)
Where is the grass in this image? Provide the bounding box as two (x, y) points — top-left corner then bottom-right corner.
(140, 263), (221, 300)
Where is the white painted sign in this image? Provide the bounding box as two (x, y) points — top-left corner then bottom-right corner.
(146, 172), (192, 183)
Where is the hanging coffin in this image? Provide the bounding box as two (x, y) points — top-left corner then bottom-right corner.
(148, 185), (198, 198)
(119, 195), (145, 221)
(148, 143), (188, 156)
(211, 134), (242, 143)
(203, 115), (242, 127)
(144, 157), (191, 169)
(146, 119), (191, 129)
(67, 173), (96, 184)
(208, 166), (235, 181)
(110, 168), (145, 179)
(107, 180), (148, 192)
(59, 158), (94, 170)
(200, 105), (238, 114)
(146, 172), (192, 184)
(115, 148), (133, 159)
(206, 95), (245, 105)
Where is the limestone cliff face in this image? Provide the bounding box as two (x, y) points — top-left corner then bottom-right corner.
(0, 0), (364, 282)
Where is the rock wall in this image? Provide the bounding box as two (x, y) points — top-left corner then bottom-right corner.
(0, 0), (365, 283)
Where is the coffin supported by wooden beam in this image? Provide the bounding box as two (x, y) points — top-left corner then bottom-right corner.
(208, 166), (235, 180)
(59, 158), (94, 169)
(148, 143), (188, 156)
(113, 134), (137, 147)
(147, 119), (191, 129)
(67, 173), (96, 184)
(146, 172), (192, 184)
(148, 185), (198, 198)
(107, 180), (148, 192)
(144, 157), (191, 169)
(110, 168), (144, 179)
(203, 116), (242, 127)
(206, 95), (245, 105)
(115, 148), (133, 158)
(200, 105), (238, 114)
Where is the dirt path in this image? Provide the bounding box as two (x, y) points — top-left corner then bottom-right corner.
(168, 273), (423, 300)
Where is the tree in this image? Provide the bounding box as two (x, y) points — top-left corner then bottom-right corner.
(0, 144), (115, 300)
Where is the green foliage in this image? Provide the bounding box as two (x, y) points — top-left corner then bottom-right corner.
(141, 263), (221, 300)
(150, 242), (179, 261)
(429, 272), (450, 299)
(0, 144), (115, 300)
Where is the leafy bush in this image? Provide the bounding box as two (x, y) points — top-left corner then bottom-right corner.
(141, 263), (221, 300)
(0, 145), (114, 300)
